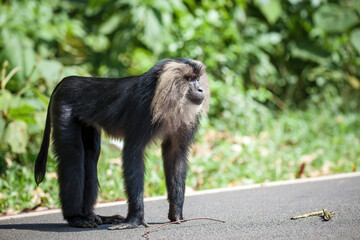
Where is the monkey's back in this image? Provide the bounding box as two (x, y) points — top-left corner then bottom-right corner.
(49, 75), (158, 139)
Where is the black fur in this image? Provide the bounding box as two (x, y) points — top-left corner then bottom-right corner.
(34, 59), (205, 229)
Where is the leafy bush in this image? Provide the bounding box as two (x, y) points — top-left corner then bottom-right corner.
(0, 0), (359, 213)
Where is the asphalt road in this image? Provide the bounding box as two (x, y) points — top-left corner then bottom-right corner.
(0, 173), (359, 240)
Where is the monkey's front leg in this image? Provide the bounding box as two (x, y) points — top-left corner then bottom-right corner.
(162, 137), (189, 222)
(108, 141), (149, 230)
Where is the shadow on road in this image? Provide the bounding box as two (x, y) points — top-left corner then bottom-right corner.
(0, 223), (94, 232)
(0, 222), (165, 232)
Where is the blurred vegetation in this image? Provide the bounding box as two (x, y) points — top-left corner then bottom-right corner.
(0, 0), (359, 214)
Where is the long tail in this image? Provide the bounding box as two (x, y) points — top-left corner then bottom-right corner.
(34, 104), (51, 185)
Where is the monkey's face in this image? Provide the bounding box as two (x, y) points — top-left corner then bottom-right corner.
(151, 59), (210, 130)
(186, 78), (205, 105)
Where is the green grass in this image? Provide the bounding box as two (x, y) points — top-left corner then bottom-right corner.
(1, 107), (359, 214)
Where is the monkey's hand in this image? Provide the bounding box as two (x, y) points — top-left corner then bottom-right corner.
(168, 208), (184, 223)
(108, 219), (149, 230)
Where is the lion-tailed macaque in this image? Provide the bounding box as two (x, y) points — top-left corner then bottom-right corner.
(35, 59), (210, 229)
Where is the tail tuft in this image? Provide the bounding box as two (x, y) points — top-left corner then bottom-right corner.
(34, 106), (51, 185)
(35, 152), (47, 185)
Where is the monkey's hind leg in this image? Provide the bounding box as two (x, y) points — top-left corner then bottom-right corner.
(81, 126), (125, 225)
(53, 120), (97, 228)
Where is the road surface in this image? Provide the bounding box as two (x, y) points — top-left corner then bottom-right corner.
(0, 173), (359, 239)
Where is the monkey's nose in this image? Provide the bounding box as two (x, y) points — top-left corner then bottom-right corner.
(197, 86), (203, 93)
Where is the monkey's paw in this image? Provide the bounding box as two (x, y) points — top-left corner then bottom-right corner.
(108, 219), (149, 230)
(68, 217), (99, 228)
(168, 212), (183, 223)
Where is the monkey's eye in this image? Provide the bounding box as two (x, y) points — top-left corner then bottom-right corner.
(186, 76), (193, 81)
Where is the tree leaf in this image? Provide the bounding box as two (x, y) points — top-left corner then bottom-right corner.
(256, 0), (282, 25)
(314, 4), (358, 33)
(3, 120), (28, 154)
(88, 0), (110, 9)
(99, 15), (122, 35)
(143, 8), (163, 53)
(350, 28), (360, 55)
(22, 38), (37, 78)
(0, 31), (36, 87)
(0, 90), (12, 111)
(7, 104), (36, 124)
(0, 90), (24, 112)
(30, 87), (50, 105)
(345, 74), (360, 90)
(290, 40), (330, 64)
(85, 34), (110, 53)
(0, 118), (5, 140)
(37, 60), (62, 90)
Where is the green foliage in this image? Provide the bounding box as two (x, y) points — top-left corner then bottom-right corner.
(313, 4), (358, 33)
(0, 0), (359, 214)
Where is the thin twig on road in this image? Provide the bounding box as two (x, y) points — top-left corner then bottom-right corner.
(143, 217), (225, 239)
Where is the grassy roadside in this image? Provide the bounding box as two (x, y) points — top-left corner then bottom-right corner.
(1, 107), (359, 215)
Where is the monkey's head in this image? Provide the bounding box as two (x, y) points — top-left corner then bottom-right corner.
(186, 73), (205, 105)
(151, 59), (210, 132)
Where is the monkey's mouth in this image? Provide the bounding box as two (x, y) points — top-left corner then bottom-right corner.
(187, 92), (205, 105)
